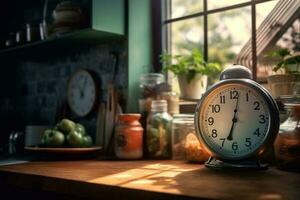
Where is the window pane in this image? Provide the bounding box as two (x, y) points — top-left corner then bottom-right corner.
(169, 17), (204, 93)
(277, 19), (300, 51)
(208, 7), (251, 69)
(207, 0), (250, 10)
(255, 0), (299, 80)
(170, 0), (203, 19)
(170, 17), (204, 55)
(256, 0), (278, 28)
(256, 0), (279, 80)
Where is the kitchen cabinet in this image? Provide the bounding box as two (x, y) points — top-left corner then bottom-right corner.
(0, 0), (125, 58)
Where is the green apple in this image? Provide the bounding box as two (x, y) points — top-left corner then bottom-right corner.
(58, 119), (76, 134)
(82, 135), (93, 147)
(66, 130), (84, 147)
(75, 123), (86, 135)
(41, 129), (65, 147)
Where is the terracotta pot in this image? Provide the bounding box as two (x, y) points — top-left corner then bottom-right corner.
(178, 74), (207, 100)
(114, 114), (143, 159)
(267, 74), (300, 99)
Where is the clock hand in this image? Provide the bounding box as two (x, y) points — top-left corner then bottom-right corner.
(80, 90), (84, 99)
(79, 77), (88, 99)
(226, 92), (239, 141)
(83, 76), (88, 90)
(227, 110), (237, 141)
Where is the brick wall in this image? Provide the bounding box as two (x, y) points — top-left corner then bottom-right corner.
(0, 42), (127, 145)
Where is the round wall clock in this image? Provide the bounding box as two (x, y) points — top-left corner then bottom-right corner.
(67, 69), (99, 117)
(195, 65), (279, 169)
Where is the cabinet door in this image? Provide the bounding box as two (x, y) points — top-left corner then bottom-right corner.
(92, 0), (124, 35)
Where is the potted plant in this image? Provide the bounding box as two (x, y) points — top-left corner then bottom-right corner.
(161, 49), (221, 99)
(266, 48), (300, 99)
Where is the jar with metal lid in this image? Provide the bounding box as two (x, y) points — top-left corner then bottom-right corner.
(146, 100), (172, 159)
(274, 102), (300, 172)
(114, 114), (143, 159)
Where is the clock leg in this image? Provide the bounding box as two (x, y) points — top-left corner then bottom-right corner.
(204, 156), (268, 170)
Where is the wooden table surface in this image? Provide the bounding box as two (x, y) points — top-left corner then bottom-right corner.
(0, 159), (299, 200)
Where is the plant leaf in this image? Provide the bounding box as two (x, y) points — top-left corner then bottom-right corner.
(160, 48), (223, 79)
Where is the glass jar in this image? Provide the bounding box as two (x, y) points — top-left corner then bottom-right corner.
(158, 84), (179, 115)
(146, 100), (172, 159)
(172, 114), (194, 160)
(274, 103), (300, 172)
(172, 114), (210, 163)
(139, 73), (165, 113)
(114, 114), (143, 159)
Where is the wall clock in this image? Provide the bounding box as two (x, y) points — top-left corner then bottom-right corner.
(195, 65), (279, 169)
(67, 69), (99, 117)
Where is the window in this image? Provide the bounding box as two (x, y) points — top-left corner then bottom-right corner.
(162, 0), (300, 83)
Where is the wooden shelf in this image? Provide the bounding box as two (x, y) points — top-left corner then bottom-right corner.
(0, 29), (124, 59)
(179, 99), (198, 113)
(0, 0), (125, 59)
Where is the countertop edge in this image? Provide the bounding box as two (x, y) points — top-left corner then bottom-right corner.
(0, 169), (209, 200)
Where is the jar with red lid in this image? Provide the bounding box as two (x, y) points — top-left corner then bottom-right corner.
(114, 114), (143, 159)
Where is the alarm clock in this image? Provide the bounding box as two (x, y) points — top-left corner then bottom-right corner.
(67, 69), (99, 117)
(195, 65), (279, 169)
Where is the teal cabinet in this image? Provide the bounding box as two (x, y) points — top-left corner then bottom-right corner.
(92, 0), (124, 35)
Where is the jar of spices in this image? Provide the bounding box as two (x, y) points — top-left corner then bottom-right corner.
(172, 114), (194, 160)
(146, 100), (172, 159)
(274, 102), (300, 172)
(185, 128), (211, 163)
(114, 114), (143, 159)
(172, 114), (210, 162)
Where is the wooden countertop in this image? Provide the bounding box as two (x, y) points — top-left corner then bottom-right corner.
(0, 159), (299, 200)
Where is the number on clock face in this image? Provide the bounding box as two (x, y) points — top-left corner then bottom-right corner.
(199, 83), (270, 159)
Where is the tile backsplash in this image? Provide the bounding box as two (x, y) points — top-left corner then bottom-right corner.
(0, 42), (127, 145)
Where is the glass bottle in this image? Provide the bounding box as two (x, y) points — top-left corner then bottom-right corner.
(139, 73), (165, 158)
(114, 114), (143, 159)
(146, 100), (172, 159)
(274, 103), (300, 172)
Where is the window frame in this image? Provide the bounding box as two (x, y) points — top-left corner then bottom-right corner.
(156, 0), (279, 82)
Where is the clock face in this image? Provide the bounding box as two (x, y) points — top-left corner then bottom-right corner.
(196, 80), (276, 160)
(67, 70), (97, 117)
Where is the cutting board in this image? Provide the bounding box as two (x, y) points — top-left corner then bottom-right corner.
(96, 102), (106, 147)
(104, 83), (116, 153)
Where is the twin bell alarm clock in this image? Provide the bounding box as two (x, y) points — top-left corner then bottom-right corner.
(194, 65), (279, 169)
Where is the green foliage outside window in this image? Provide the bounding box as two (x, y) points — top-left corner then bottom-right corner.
(266, 48), (300, 74)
